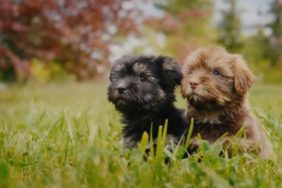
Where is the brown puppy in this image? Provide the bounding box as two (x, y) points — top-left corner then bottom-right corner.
(181, 47), (275, 160)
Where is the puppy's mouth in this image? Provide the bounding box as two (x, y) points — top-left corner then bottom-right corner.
(108, 89), (144, 110)
(188, 93), (205, 105)
(111, 96), (136, 111)
(189, 96), (219, 111)
(109, 91), (166, 112)
(115, 97), (131, 106)
(188, 91), (228, 110)
(113, 93), (137, 104)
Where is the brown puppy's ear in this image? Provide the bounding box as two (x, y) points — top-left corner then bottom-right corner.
(155, 56), (183, 91)
(232, 55), (255, 95)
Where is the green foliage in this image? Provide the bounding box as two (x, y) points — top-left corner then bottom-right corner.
(217, 0), (242, 52)
(152, 0), (215, 59)
(241, 28), (282, 83)
(267, 0), (282, 65)
(269, 0), (282, 39)
(30, 59), (75, 83)
(0, 82), (282, 187)
(0, 162), (9, 187)
(240, 0), (281, 79)
(165, 0), (212, 36)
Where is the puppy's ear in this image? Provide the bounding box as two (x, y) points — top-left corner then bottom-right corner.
(155, 56), (183, 90)
(232, 55), (255, 95)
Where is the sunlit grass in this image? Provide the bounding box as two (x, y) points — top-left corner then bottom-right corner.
(0, 81), (281, 187)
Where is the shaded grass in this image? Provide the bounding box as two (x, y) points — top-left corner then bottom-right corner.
(0, 81), (282, 187)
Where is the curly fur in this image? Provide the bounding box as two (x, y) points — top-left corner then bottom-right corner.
(108, 55), (188, 148)
(181, 47), (275, 160)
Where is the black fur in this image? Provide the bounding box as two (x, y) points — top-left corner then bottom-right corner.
(108, 55), (188, 148)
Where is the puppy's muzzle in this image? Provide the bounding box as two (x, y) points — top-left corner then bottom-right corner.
(118, 87), (126, 94)
(117, 81), (130, 94)
(190, 82), (199, 90)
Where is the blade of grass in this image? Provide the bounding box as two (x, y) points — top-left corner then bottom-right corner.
(155, 125), (163, 159)
(64, 111), (75, 145)
(185, 118), (194, 148)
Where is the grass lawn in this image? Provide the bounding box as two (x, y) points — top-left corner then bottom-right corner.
(0, 81), (282, 187)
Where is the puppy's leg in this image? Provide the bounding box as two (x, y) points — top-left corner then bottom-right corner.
(220, 136), (259, 157)
(245, 114), (276, 160)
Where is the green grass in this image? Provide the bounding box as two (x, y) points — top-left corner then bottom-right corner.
(0, 81), (282, 187)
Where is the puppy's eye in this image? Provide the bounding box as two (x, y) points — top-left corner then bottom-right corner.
(212, 70), (221, 76)
(139, 75), (147, 82)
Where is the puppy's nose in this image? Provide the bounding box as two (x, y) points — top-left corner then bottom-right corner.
(118, 87), (126, 94)
(190, 82), (199, 90)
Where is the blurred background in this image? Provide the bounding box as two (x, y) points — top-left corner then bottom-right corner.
(1, 1), (282, 187)
(0, 0), (281, 85)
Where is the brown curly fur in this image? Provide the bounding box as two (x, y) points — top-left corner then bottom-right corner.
(181, 47), (275, 160)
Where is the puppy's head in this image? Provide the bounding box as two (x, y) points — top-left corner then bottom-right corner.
(181, 47), (255, 110)
(108, 55), (182, 112)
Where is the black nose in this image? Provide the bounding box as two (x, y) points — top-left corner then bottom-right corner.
(118, 87), (126, 94)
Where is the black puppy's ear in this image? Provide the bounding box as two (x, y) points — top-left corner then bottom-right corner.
(155, 56), (183, 90)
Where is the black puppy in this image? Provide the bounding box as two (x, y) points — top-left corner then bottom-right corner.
(108, 55), (188, 149)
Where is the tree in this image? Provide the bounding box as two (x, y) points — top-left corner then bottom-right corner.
(145, 0), (214, 63)
(0, 0), (138, 82)
(267, 0), (282, 65)
(217, 0), (242, 52)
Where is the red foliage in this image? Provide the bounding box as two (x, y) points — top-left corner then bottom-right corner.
(0, 0), (138, 81)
